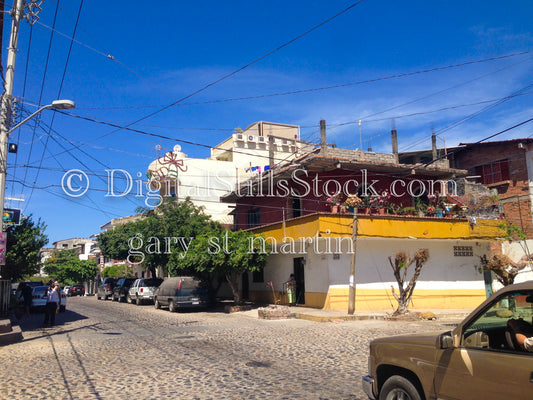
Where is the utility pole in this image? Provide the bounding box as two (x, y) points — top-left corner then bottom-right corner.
(0, 0), (25, 261)
(348, 213), (358, 314)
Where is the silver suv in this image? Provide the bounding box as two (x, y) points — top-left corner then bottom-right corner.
(127, 278), (163, 305)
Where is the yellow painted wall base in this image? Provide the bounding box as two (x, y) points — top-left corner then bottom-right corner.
(248, 287), (487, 310)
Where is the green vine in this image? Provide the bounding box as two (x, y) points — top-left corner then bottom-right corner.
(498, 221), (527, 241)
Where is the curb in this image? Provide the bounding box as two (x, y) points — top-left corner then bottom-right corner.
(293, 313), (385, 322)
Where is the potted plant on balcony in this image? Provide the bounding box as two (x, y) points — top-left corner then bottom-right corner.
(326, 193), (342, 213)
(359, 194), (372, 214)
(343, 194), (362, 214)
(370, 190), (391, 215)
(415, 197), (427, 217)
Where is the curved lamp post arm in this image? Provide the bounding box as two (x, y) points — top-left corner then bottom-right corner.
(7, 99), (76, 135)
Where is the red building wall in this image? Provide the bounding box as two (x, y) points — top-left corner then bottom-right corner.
(233, 169), (452, 230)
(452, 142), (533, 238)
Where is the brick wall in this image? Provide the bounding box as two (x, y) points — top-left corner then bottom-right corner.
(452, 142), (533, 238)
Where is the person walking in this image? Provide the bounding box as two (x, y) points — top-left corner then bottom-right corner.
(43, 280), (61, 327)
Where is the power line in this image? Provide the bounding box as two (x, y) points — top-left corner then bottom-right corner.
(21, 0), (60, 198)
(25, 0), (84, 211)
(62, 51), (533, 111)
(423, 116), (533, 167)
(9, 22), (34, 199)
(36, 110), (316, 167)
(401, 81), (533, 152)
(60, 1), (367, 148)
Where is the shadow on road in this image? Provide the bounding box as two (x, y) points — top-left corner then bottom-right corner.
(12, 308), (88, 333)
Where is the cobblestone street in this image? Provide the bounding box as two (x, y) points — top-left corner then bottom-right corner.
(1, 297), (458, 400)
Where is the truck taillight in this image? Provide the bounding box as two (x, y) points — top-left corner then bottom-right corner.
(106, 285), (110, 290)
(140, 288), (143, 293)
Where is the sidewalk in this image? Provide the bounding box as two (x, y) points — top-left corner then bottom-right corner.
(255, 305), (474, 323)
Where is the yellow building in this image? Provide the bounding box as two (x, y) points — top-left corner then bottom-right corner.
(222, 144), (506, 311)
(246, 213), (504, 311)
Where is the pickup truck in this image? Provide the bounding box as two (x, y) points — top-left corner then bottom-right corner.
(362, 281), (533, 400)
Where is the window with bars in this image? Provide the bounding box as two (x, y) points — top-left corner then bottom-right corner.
(454, 246), (473, 257)
(474, 160), (510, 185)
(247, 208), (261, 228)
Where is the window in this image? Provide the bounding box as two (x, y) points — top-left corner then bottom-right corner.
(463, 290), (533, 350)
(292, 197), (302, 218)
(247, 208), (260, 228)
(474, 160), (510, 185)
(252, 269), (264, 283)
(454, 246), (473, 257)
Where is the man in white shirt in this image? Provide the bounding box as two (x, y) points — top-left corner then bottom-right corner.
(508, 318), (533, 351)
(43, 280), (61, 327)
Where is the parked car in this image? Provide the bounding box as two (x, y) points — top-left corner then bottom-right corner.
(68, 284), (85, 297)
(112, 278), (136, 302)
(362, 281), (533, 400)
(153, 276), (209, 312)
(127, 278), (163, 305)
(97, 277), (118, 300)
(31, 286), (67, 312)
(63, 285), (72, 296)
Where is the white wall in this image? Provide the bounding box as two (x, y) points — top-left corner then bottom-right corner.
(499, 240), (533, 284)
(257, 237), (491, 293)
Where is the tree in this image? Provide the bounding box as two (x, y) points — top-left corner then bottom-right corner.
(102, 264), (134, 278)
(2, 215), (48, 281)
(388, 249), (430, 315)
(479, 254), (532, 286)
(174, 229), (270, 304)
(43, 249), (98, 285)
(97, 198), (220, 278)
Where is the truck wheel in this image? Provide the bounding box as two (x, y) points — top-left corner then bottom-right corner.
(168, 300), (176, 312)
(126, 294), (132, 304)
(379, 375), (421, 400)
(103, 295), (108, 301)
(136, 297), (142, 306)
(154, 298), (161, 309)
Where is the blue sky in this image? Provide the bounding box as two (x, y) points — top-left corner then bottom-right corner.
(2, 0), (533, 244)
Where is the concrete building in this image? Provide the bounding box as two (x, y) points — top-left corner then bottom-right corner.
(222, 140), (504, 311)
(147, 121), (314, 227)
(52, 238), (97, 261)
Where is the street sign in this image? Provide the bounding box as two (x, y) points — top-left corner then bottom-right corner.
(3, 208), (21, 225)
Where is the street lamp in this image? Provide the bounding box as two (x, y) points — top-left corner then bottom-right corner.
(7, 99), (76, 134)
(0, 99), (76, 235)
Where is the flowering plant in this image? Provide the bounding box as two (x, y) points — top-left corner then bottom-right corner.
(427, 191), (446, 209)
(344, 194), (363, 208)
(326, 193), (342, 206)
(369, 190), (391, 209)
(427, 206), (436, 214)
